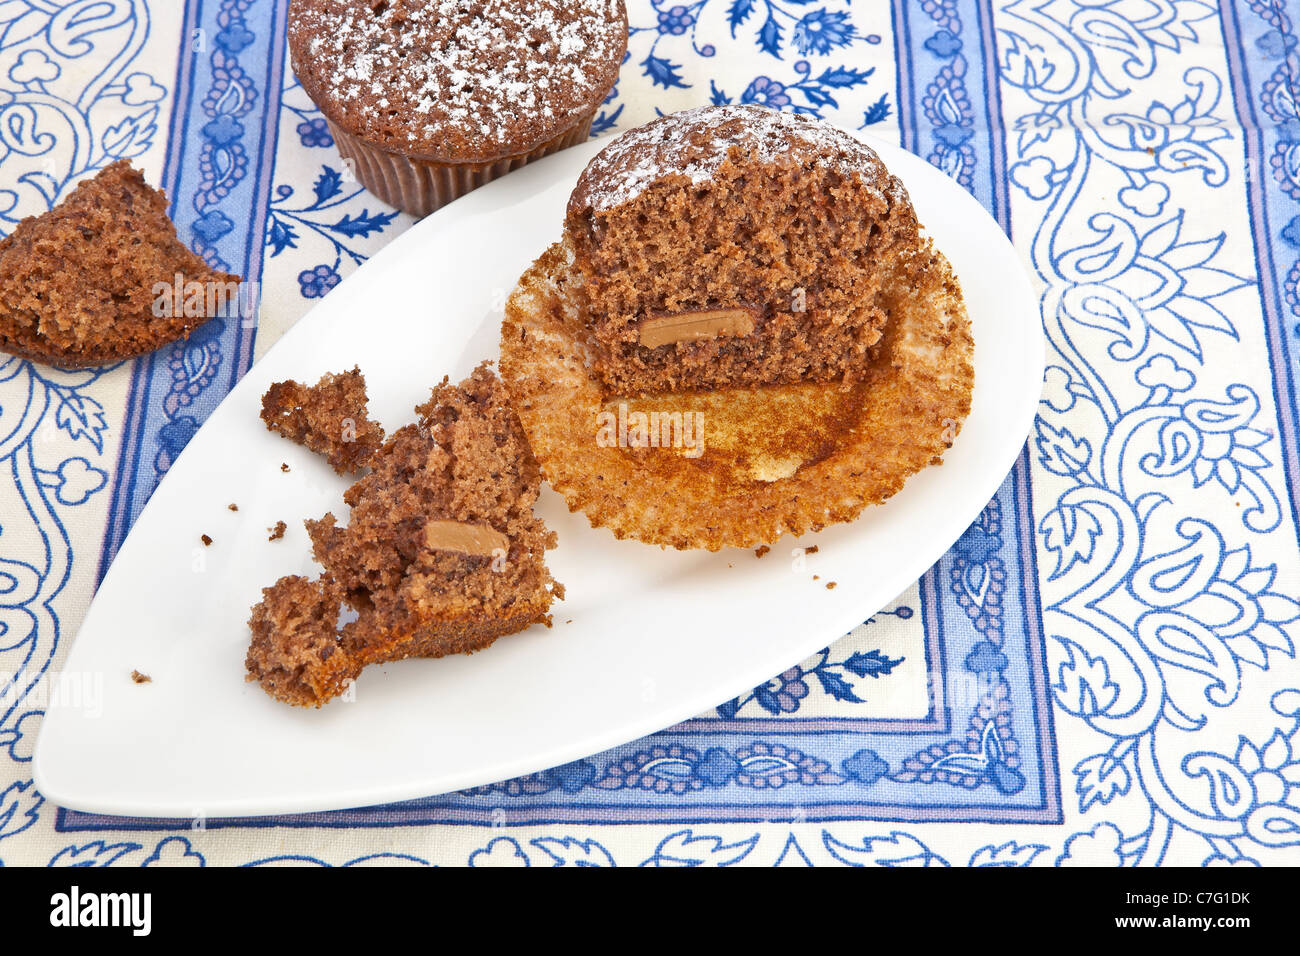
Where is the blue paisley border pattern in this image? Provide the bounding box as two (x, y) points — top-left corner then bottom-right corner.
(996, 0), (1300, 865)
(1222, 0), (1300, 530)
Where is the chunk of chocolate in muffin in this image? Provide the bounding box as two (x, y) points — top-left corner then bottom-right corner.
(565, 105), (922, 395)
(246, 363), (563, 707)
(0, 160), (241, 369)
(308, 363), (562, 658)
(260, 367), (385, 474)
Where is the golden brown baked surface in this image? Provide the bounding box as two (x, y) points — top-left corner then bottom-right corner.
(0, 160), (241, 369)
(565, 105), (920, 395)
(287, 0), (628, 163)
(260, 366), (386, 475)
(246, 363), (563, 708)
(500, 238), (973, 551)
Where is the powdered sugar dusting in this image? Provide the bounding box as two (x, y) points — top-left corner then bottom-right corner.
(575, 105), (905, 213)
(289, 0), (626, 161)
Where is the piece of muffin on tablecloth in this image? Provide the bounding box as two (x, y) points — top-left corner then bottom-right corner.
(0, 160), (241, 369)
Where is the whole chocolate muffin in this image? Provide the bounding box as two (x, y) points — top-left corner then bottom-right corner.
(565, 105), (922, 396)
(288, 0), (628, 217)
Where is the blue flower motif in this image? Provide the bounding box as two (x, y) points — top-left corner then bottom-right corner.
(741, 76), (790, 109)
(693, 748), (741, 787)
(468, 837), (529, 867)
(216, 19), (256, 54)
(954, 524), (1002, 563)
(934, 122), (973, 147)
(842, 749), (889, 784)
(53, 457), (107, 507)
(1257, 29), (1297, 59)
(298, 265), (342, 298)
(656, 4), (694, 35)
(792, 10), (854, 56)
(964, 640), (1009, 674)
(923, 29), (963, 58)
(1135, 354), (1194, 392)
(753, 666), (809, 713)
(143, 836), (205, 867)
(1283, 216), (1300, 249)
(989, 762), (1027, 795)
(192, 210), (235, 243)
(201, 114), (244, 147)
(1278, 118), (1300, 143)
(297, 117), (333, 148)
(159, 417), (200, 456)
(541, 759), (596, 794)
(9, 49), (59, 85)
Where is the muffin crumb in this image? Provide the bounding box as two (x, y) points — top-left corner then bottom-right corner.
(130, 670), (152, 684)
(261, 367), (384, 474)
(268, 521), (287, 542)
(201, 534), (213, 547)
(754, 545), (770, 559)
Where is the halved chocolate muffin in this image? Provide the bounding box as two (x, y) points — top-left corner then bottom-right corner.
(565, 105), (922, 396)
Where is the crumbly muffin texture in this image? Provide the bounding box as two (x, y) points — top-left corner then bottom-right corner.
(0, 160), (240, 369)
(247, 576), (362, 708)
(246, 363), (563, 707)
(288, 0), (628, 162)
(565, 105), (921, 396)
(260, 366), (386, 474)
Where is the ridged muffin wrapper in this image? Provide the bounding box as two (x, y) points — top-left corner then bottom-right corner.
(324, 116), (597, 219)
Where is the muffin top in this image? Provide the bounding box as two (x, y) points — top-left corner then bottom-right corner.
(568, 104), (908, 215)
(289, 0), (628, 163)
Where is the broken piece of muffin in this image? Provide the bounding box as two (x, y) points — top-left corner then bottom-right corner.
(246, 362), (563, 707)
(247, 575), (362, 708)
(260, 366), (386, 474)
(0, 159), (242, 368)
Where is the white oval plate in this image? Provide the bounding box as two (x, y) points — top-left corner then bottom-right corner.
(34, 132), (1043, 817)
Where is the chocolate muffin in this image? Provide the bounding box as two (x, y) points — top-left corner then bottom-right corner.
(288, 0), (628, 217)
(565, 105), (922, 396)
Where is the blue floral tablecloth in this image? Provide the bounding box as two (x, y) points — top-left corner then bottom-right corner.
(1, 0), (1298, 867)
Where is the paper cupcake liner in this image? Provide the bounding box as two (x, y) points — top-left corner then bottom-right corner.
(325, 116), (597, 219)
